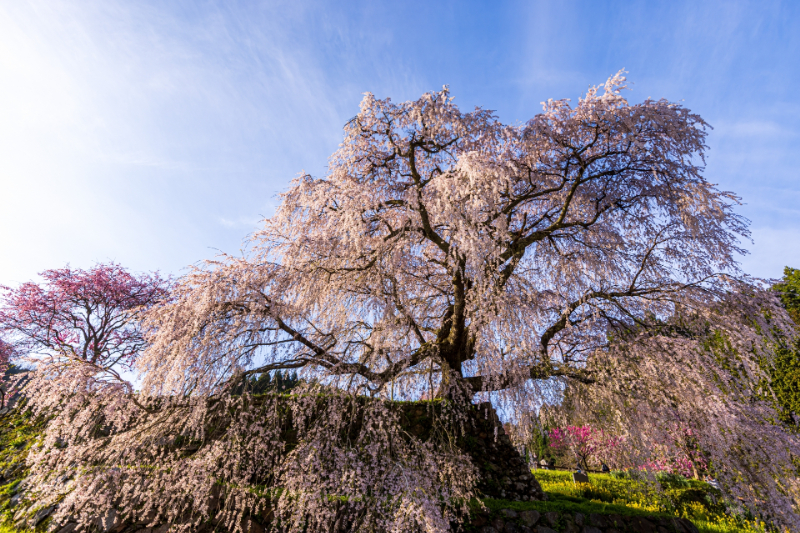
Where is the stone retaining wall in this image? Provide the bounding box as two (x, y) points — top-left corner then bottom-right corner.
(2, 395), (701, 533)
(400, 401), (546, 501)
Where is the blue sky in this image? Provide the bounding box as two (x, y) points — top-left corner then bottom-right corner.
(1, 0), (798, 284)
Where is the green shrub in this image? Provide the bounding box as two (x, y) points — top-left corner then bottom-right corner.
(655, 472), (691, 487)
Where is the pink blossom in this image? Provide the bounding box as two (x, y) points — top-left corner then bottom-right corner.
(0, 263), (169, 374)
(548, 425), (622, 470)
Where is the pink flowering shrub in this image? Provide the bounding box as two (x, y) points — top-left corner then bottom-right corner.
(548, 425), (623, 470)
(638, 424), (708, 478)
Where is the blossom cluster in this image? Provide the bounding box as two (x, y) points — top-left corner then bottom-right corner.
(25, 386), (477, 533)
(548, 425), (622, 470)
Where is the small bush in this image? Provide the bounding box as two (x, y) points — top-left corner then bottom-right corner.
(655, 472), (691, 487)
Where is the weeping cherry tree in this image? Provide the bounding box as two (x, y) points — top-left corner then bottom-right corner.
(12, 73), (800, 532)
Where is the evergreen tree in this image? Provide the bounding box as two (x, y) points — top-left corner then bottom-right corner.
(770, 267), (800, 425)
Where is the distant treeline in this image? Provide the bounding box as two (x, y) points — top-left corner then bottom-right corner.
(233, 370), (302, 395)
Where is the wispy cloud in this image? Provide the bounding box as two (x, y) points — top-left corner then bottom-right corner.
(715, 120), (794, 138)
(1, 0), (798, 283)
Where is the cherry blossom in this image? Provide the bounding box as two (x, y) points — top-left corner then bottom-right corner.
(0, 262), (170, 428)
(0, 337), (14, 374)
(557, 287), (800, 528)
(0, 263), (169, 373)
(0, 337), (17, 407)
(548, 425), (622, 471)
(12, 74), (800, 532)
(141, 71), (749, 402)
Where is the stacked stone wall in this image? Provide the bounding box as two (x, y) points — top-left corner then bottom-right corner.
(400, 401), (546, 502)
(2, 395), (701, 533)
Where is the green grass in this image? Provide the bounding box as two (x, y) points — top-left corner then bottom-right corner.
(0, 404), (42, 533)
(480, 495), (674, 518)
(522, 469), (767, 533)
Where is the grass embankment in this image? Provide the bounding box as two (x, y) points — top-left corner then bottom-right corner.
(0, 409), (773, 533)
(0, 406), (43, 533)
(478, 469), (767, 533)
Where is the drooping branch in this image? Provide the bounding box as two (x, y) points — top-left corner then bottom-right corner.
(142, 72), (745, 407)
(462, 363), (595, 392)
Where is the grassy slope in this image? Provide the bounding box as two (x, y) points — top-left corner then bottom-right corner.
(0, 409), (773, 533)
(479, 470), (767, 533)
(0, 405), (43, 533)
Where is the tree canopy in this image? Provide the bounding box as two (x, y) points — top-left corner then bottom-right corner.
(0, 263), (169, 400)
(128, 73), (798, 529)
(141, 72), (749, 403)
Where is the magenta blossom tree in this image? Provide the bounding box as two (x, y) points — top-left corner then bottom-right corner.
(548, 425), (622, 471)
(0, 263), (170, 395)
(638, 423), (708, 479)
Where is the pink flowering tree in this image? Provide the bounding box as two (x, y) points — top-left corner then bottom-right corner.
(0, 263), (170, 409)
(548, 425), (622, 471)
(11, 74), (800, 532)
(629, 421), (709, 479)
